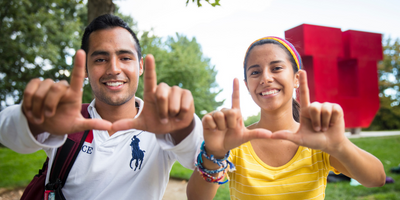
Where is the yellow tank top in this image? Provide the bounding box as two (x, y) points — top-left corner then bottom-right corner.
(228, 141), (337, 200)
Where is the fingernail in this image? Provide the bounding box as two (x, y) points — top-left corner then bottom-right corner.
(34, 118), (42, 124)
(161, 118), (168, 124)
(314, 127), (320, 132)
(175, 118), (181, 122)
(25, 111), (32, 118)
(45, 110), (52, 117)
(322, 127), (328, 132)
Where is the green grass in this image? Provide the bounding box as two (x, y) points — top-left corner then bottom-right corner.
(173, 135), (400, 200)
(170, 162), (193, 180)
(1, 135), (399, 199)
(0, 148), (47, 188)
(325, 136), (400, 200)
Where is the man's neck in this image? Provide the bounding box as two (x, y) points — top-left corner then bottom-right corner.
(94, 98), (138, 123)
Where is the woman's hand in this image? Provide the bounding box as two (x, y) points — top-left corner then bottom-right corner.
(202, 78), (272, 157)
(271, 70), (346, 155)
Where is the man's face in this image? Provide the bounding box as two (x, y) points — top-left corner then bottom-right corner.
(86, 27), (143, 106)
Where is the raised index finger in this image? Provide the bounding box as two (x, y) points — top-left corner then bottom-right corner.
(69, 49), (86, 93)
(299, 70), (310, 108)
(143, 54), (157, 94)
(232, 78), (240, 109)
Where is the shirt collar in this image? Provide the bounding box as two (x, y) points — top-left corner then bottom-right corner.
(87, 97), (144, 120)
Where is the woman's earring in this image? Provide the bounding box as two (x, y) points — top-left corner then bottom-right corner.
(295, 84), (299, 89)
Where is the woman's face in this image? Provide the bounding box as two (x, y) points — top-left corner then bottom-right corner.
(245, 43), (299, 112)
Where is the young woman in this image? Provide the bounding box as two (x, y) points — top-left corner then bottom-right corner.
(187, 37), (386, 200)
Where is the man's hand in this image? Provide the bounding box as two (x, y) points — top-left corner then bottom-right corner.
(112, 54), (195, 136)
(22, 50), (112, 136)
(202, 78), (272, 157)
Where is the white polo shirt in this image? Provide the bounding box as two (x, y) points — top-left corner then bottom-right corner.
(0, 97), (203, 200)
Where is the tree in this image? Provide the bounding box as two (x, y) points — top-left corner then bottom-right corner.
(1, 0), (223, 117)
(86, 0), (220, 24)
(87, 0), (114, 24)
(367, 38), (400, 130)
(186, 0), (221, 7)
(0, 0), (82, 110)
(0, 1), (135, 109)
(244, 112), (260, 127)
(139, 32), (223, 118)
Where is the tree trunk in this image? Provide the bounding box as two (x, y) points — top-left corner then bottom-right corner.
(87, 0), (115, 24)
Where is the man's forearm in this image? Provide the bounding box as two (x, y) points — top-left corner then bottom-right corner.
(169, 118), (195, 145)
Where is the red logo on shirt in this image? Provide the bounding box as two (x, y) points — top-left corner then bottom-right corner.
(85, 130), (93, 143)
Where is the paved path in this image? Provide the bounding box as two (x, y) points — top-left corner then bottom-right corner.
(345, 131), (400, 138)
(0, 179), (189, 200)
(162, 179), (188, 200)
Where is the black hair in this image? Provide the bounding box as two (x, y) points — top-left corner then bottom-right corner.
(80, 14), (141, 60)
(243, 39), (300, 122)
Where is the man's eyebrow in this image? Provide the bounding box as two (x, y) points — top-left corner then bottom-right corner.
(116, 50), (135, 55)
(90, 51), (109, 57)
(90, 50), (135, 57)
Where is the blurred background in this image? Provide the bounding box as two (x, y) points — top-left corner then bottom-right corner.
(0, 0), (399, 199)
(1, 0), (400, 129)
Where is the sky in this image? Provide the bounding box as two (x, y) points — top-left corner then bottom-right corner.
(116, 0), (400, 118)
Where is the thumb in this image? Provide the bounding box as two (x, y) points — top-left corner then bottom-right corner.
(112, 118), (145, 132)
(271, 130), (301, 144)
(76, 118), (112, 132)
(244, 128), (272, 141)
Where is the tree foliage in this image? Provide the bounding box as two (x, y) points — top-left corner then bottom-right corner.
(0, 0), (83, 110)
(0, 0), (223, 117)
(139, 32), (223, 118)
(367, 38), (400, 130)
(244, 112), (260, 127)
(186, 0), (221, 7)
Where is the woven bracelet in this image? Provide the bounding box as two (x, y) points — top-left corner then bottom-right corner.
(199, 141), (230, 166)
(196, 158), (228, 174)
(197, 166), (228, 185)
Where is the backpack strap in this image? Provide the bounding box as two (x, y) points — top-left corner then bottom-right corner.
(45, 103), (91, 200)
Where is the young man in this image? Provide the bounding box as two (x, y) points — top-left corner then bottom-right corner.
(0, 14), (202, 199)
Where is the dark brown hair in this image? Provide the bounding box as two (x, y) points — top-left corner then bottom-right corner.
(243, 39), (300, 122)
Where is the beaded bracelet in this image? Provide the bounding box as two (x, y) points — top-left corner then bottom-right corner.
(195, 141), (236, 184)
(196, 157), (228, 174)
(198, 141), (230, 167)
(197, 166), (228, 185)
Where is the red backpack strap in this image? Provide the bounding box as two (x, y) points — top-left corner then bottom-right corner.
(21, 104), (92, 200)
(45, 103), (91, 199)
(20, 158), (50, 200)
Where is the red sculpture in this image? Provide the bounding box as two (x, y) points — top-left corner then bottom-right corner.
(285, 24), (382, 128)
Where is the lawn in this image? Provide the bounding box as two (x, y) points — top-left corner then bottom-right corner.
(0, 148), (47, 188)
(1, 135), (400, 199)
(325, 135), (400, 200)
(171, 135), (400, 200)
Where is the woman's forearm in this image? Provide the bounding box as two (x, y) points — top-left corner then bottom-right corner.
(329, 139), (386, 187)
